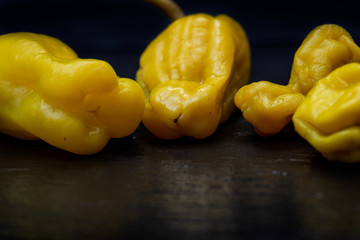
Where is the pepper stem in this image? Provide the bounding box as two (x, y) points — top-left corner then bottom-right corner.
(144, 0), (184, 21)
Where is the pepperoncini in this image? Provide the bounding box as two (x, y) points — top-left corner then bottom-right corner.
(293, 63), (360, 163)
(234, 24), (360, 136)
(0, 32), (145, 155)
(136, 13), (251, 139)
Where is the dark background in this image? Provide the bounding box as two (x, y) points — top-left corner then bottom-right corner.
(1, 0), (360, 239)
(1, 0), (359, 85)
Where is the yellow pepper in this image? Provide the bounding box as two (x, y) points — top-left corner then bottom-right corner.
(234, 24), (360, 136)
(136, 13), (251, 139)
(293, 63), (360, 163)
(0, 32), (145, 155)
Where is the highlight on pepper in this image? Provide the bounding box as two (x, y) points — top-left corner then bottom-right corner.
(136, 13), (251, 139)
(234, 24), (360, 136)
(0, 32), (145, 155)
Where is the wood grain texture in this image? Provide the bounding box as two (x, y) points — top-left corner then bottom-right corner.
(1, 111), (360, 239)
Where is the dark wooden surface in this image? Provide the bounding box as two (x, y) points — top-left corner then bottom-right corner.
(1, 1), (360, 239)
(2, 113), (360, 240)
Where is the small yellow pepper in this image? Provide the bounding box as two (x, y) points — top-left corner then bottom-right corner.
(0, 32), (145, 154)
(234, 24), (360, 136)
(293, 63), (360, 163)
(136, 13), (251, 139)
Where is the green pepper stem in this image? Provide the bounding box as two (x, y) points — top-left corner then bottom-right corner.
(144, 0), (184, 21)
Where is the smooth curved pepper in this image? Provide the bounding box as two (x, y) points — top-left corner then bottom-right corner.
(234, 24), (360, 136)
(136, 13), (251, 139)
(0, 32), (145, 154)
(293, 63), (360, 163)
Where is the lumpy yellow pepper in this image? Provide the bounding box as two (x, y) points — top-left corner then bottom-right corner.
(234, 24), (360, 136)
(136, 13), (251, 139)
(0, 32), (145, 154)
(293, 63), (360, 163)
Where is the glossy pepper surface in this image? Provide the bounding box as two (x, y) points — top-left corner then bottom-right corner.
(136, 13), (251, 139)
(0, 32), (145, 154)
(293, 63), (360, 163)
(234, 24), (360, 136)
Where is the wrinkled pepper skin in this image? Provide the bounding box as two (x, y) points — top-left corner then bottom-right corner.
(136, 13), (250, 139)
(0, 33), (145, 154)
(293, 63), (360, 163)
(234, 24), (360, 136)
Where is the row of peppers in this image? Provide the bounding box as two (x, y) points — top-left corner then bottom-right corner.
(0, 11), (359, 163)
